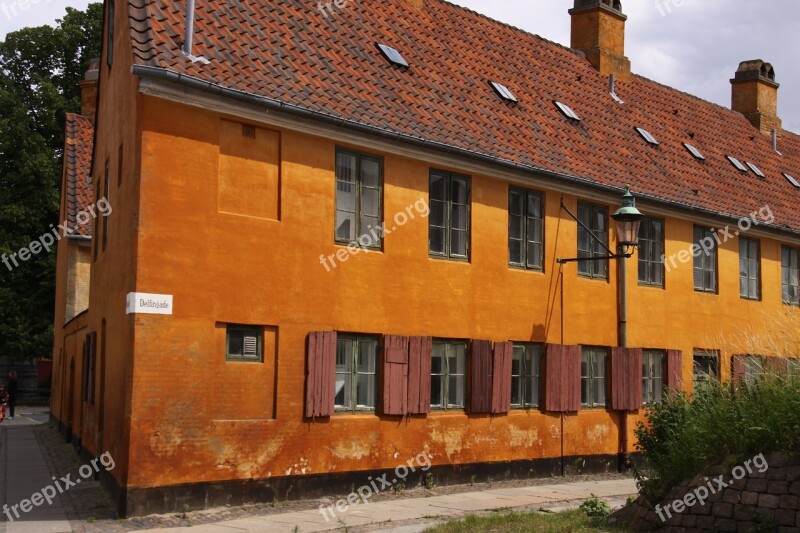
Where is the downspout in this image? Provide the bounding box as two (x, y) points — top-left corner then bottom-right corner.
(182, 0), (195, 56)
(618, 247), (631, 471)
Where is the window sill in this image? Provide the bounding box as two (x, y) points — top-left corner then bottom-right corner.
(334, 242), (383, 253)
(740, 296), (761, 302)
(693, 289), (718, 295)
(333, 409), (378, 416)
(637, 282), (665, 290)
(508, 264), (545, 274)
(429, 255), (471, 263)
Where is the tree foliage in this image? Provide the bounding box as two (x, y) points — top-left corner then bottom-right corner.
(0, 4), (102, 361)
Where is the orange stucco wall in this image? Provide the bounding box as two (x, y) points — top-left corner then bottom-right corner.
(97, 92), (795, 492)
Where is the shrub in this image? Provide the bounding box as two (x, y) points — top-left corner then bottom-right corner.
(634, 372), (800, 503)
(579, 494), (610, 517)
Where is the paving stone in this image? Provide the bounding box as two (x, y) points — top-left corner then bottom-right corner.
(758, 493), (780, 509)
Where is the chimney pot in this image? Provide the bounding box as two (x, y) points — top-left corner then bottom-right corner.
(78, 58), (100, 125)
(730, 59), (781, 135)
(569, 0), (630, 81)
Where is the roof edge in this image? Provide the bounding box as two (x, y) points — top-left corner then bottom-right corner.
(132, 64), (800, 240)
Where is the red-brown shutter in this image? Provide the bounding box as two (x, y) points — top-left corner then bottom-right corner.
(382, 335), (409, 415)
(610, 347), (642, 411)
(470, 340), (493, 413)
(491, 342), (512, 414)
(765, 356), (788, 376)
(88, 332), (97, 405)
(305, 331), (336, 418)
(407, 336), (432, 414)
(544, 344), (581, 412)
(730, 355), (747, 385)
(666, 349), (683, 390)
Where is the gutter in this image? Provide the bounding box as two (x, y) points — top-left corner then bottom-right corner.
(131, 64), (800, 239)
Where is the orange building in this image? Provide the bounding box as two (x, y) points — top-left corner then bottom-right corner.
(52, 0), (800, 516)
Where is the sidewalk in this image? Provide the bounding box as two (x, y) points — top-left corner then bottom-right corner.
(138, 477), (638, 533)
(0, 407), (72, 533)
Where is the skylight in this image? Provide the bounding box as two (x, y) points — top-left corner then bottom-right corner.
(490, 81), (518, 103)
(376, 43), (409, 68)
(784, 173), (800, 188)
(636, 128), (659, 145)
(727, 156), (748, 172)
(683, 143), (705, 160)
(555, 101), (581, 121)
(746, 162), (766, 178)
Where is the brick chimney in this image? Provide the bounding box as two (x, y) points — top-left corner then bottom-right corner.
(569, 0), (631, 81)
(78, 58), (100, 125)
(731, 60), (781, 135)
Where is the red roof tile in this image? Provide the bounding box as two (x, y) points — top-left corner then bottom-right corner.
(64, 113), (94, 238)
(127, 0), (800, 234)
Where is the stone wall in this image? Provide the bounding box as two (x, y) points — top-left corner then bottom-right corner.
(619, 451), (800, 532)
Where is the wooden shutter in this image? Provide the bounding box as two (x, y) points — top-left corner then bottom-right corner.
(544, 344), (581, 412)
(666, 349), (683, 390)
(82, 334), (90, 402)
(765, 356), (788, 376)
(610, 347), (642, 411)
(382, 335), (409, 415)
(730, 355), (747, 385)
(491, 342), (512, 414)
(407, 336), (432, 414)
(469, 340), (493, 413)
(305, 331), (336, 418)
(88, 332), (97, 405)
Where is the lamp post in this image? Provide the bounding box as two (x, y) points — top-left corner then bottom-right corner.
(557, 186), (644, 472)
(611, 186), (644, 348)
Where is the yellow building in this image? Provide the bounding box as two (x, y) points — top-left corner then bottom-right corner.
(51, 0), (800, 515)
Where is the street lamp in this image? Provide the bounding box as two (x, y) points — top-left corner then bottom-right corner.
(556, 185), (645, 264)
(611, 186), (644, 256)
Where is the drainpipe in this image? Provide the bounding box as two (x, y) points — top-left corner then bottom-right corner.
(618, 247), (631, 471)
(182, 0), (195, 56)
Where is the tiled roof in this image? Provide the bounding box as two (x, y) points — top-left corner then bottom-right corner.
(128, 0), (800, 234)
(64, 113), (94, 238)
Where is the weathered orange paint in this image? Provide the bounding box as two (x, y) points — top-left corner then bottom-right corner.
(53, 32), (798, 506)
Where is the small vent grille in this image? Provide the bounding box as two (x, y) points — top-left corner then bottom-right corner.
(242, 125), (256, 138)
(243, 336), (258, 357)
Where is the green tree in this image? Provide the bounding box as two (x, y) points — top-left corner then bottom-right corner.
(0, 4), (102, 362)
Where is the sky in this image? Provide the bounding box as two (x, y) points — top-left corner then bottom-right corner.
(1, 0), (798, 133)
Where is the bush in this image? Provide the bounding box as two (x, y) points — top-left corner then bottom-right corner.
(579, 494), (610, 517)
(634, 373), (800, 503)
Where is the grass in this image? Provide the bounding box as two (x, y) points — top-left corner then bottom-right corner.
(634, 371), (800, 503)
(424, 509), (633, 533)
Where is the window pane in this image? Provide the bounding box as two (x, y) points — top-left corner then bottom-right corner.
(336, 184), (356, 213)
(336, 153), (357, 186)
(336, 211), (355, 241)
(361, 158), (380, 188)
(430, 199), (447, 227)
(430, 174), (446, 201)
(452, 178), (468, 205)
(361, 187), (380, 218)
(228, 331), (243, 357)
(356, 373), (375, 407)
(447, 375), (463, 407)
(509, 214), (523, 240)
(430, 375), (442, 406)
(509, 238), (523, 265)
(451, 229), (467, 257)
(358, 340), (377, 372)
(430, 227), (446, 255)
(509, 191), (524, 217)
(595, 377), (606, 406)
(451, 204), (468, 231)
(511, 375), (521, 406)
